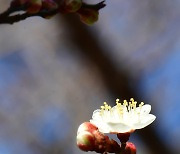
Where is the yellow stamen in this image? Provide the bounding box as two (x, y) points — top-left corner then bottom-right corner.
(104, 102), (107, 105)
(141, 102), (144, 106)
(99, 98), (145, 118)
(116, 98), (120, 103)
(139, 102), (144, 108)
(130, 98), (134, 102)
(101, 106), (105, 110)
(123, 100), (128, 106)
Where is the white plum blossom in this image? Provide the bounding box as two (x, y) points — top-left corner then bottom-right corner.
(90, 98), (156, 133)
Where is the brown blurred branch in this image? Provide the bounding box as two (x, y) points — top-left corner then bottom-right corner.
(61, 15), (171, 154)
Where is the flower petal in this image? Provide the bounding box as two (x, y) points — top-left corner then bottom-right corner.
(92, 109), (102, 120)
(106, 122), (132, 133)
(132, 114), (156, 129)
(137, 104), (151, 114)
(89, 100), (156, 134)
(90, 119), (111, 133)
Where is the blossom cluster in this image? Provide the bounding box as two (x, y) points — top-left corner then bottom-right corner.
(9, 0), (106, 24)
(90, 98), (156, 133)
(77, 98), (156, 153)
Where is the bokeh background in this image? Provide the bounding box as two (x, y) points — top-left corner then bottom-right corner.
(0, 0), (180, 153)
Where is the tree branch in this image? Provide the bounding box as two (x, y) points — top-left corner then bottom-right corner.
(0, 1), (106, 25)
(0, 8), (58, 24)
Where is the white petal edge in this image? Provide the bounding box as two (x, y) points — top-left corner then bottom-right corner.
(90, 119), (110, 133)
(132, 114), (156, 130)
(136, 104), (151, 115)
(92, 109), (102, 120)
(106, 122), (132, 133)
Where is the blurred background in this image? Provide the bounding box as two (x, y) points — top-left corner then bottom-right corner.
(0, 0), (180, 153)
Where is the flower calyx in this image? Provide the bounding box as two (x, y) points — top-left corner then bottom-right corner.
(77, 122), (120, 153)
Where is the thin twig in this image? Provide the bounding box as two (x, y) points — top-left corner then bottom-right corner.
(0, 9), (58, 24)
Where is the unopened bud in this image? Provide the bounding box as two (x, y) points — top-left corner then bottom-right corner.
(124, 142), (136, 154)
(77, 122), (121, 153)
(77, 1), (105, 25)
(77, 131), (95, 151)
(77, 8), (98, 25)
(77, 122), (98, 134)
(42, 0), (58, 10)
(59, 0), (82, 13)
(27, 0), (42, 14)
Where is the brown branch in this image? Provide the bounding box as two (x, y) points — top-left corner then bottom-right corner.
(61, 14), (172, 154)
(81, 1), (106, 11)
(0, 9), (58, 24)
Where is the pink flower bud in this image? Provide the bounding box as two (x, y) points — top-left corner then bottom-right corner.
(77, 1), (105, 25)
(58, 0), (82, 13)
(76, 131), (95, 151)
(124, 142), (136, 154)
(77, 8), (98, 25)
(65, 0), (82, 12)
(42, 0), (58, 10)
(77, 122), (98, 134)
(27, 0), (42, 14)
(77, 122), (121, 153)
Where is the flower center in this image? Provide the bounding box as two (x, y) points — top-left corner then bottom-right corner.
(100, 98), (145, 120)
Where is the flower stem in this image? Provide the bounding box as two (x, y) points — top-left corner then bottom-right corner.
(117, 133), (130, 143)
(117, 133), (131, 154)
(120, 142), (126, 154)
